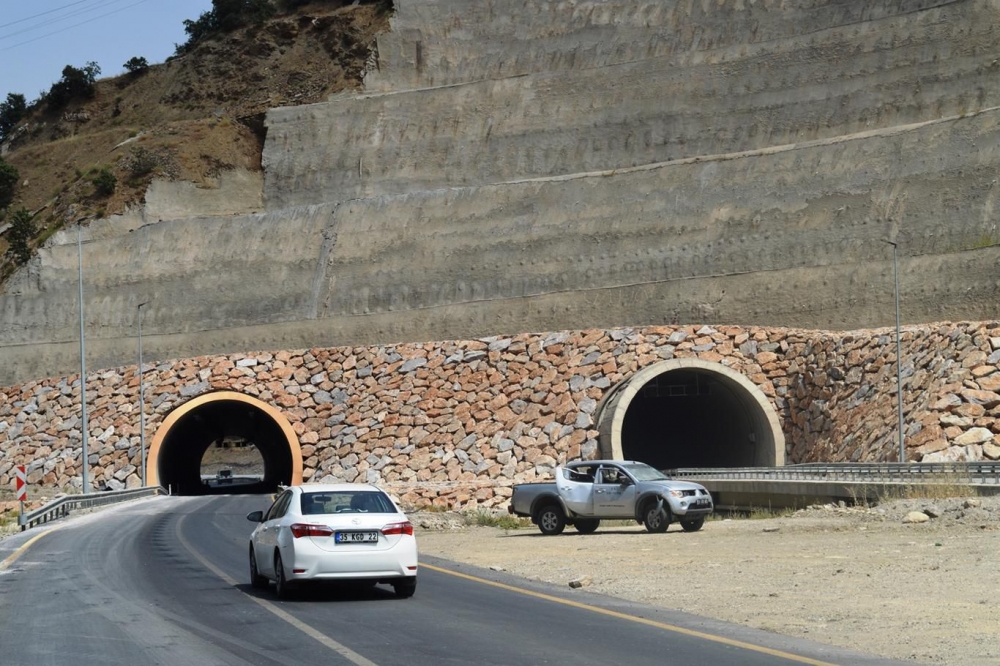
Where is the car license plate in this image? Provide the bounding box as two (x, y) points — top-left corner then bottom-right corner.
(696, 499), (710, 507)
(336, 531), (379, 543)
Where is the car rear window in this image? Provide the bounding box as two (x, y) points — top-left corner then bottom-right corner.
(300, 491), (396, 515)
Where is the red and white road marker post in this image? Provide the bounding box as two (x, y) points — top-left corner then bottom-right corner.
(15, 465), (27, 529)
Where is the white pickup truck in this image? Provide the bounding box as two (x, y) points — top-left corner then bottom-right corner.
(508, 460), (714, 535)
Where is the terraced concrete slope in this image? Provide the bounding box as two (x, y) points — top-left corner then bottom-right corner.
(3, 0), (1000, 385)
(266, 0), (1000, 205)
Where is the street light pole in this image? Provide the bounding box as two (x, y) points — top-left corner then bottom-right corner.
(77, 222), (89, 493)
(137, 301), (149, 487)
(886, 239), (905, 463)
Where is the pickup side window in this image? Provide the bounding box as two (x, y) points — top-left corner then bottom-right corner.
(596, 467), (629, 484)
(564, 467), (595, 483)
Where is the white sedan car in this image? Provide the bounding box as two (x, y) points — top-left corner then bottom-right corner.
(247, 483), (418, 598)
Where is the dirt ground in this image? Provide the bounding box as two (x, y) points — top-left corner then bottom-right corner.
(414, 497), (1000, 665)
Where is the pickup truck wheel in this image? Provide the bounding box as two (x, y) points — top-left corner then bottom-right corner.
(536, 505), (566, 535)
(574, 519), (600, 535)
(642, 501), (670, 533)
(680, 518), (705, 532)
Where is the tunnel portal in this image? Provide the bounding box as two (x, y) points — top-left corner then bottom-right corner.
(148, 391), (302, 495)
(597, 359), (784, 469)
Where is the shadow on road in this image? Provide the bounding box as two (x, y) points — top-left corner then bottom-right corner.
(234, 581), (405, 603)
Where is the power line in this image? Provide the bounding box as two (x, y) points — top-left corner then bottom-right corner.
(0, 0), (156, 54)
(1, 1), (129, 42)
(0, 0), (95, 30)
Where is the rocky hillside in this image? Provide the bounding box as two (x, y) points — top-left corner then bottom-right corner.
(0, 0), (390, 282)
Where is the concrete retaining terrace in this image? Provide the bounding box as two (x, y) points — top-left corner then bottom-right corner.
(6, 107), (1000, 386)
(270, 0), (1000, 206)
(365, 0), (974, 91)
(2, 323), (998, 507)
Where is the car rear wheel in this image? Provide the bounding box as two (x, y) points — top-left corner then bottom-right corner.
(643, 501), (670, 533)
(574, 519), (600, 534)
(249, 546), (268, 589)
(536, 505), (566, 535)
(680, 518), (705, 532)
(274, 551), (294, 599)
(393, 578), (417, 598)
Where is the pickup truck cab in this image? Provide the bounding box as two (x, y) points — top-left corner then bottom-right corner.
(509, 460), (713, 535)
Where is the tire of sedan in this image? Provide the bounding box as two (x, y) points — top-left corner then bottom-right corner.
(681, 518), (705, 532)
(642, 501), (670, 533)
(536, 504), (566, 535)
(574, 519), (600, 534)
(393, 578), (417, 598)
(250, 546), (268, 589)
(274, 551), (293, 599)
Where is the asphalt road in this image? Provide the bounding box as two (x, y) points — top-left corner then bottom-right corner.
(0, 496), (910, 666)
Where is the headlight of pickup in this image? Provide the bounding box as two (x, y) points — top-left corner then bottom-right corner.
(665, 490), (684, 498)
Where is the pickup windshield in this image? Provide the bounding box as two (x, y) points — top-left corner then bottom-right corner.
(621, 463), (671, 482)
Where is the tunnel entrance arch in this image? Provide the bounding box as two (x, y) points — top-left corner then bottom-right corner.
(596, 359), (784, 469)
(147, 391), (303, 495)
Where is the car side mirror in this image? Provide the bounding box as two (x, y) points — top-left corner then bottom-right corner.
(246, 510), (264, 523)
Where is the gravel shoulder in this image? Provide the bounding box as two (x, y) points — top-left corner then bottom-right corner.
(414, 497), (1000, 665)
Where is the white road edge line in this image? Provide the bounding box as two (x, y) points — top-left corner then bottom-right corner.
(175, 513), (380, 666)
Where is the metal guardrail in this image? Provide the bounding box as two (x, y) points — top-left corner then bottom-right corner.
(18, 486), (164, 531)
(670, 462), (1000, 485)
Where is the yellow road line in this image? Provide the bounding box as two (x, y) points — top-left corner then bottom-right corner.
(422, 563), (840, 666)
(0, 529), (56, 572)
(175, 514), (379, 666)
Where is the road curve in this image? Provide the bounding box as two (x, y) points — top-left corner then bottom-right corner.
(0, 496), (908, 666)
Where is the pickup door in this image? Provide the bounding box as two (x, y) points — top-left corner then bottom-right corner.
(558, 471), (594, 515)
(592, 466), (636, 517)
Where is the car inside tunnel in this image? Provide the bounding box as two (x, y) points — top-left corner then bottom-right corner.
(155, 397), (296, 495)
(619, 367), (779, 470)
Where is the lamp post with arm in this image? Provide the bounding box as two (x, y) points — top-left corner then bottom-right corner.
(884, 239), (905, 463)
(78, 222), (89, 493)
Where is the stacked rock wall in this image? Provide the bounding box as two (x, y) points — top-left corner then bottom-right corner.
(2, 322), (998, 508)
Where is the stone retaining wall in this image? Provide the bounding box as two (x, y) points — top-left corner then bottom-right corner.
(1, 322), (999, 508)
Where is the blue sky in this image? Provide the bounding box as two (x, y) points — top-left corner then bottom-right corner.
(1, 0), (214, 102)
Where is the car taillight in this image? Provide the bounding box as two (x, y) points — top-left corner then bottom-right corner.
(381, 521), (414, 536)
(290, 523), (335, 538)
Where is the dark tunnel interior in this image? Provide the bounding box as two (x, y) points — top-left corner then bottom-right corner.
(621, 369), (773, 470)
(157, 399), (293, 495)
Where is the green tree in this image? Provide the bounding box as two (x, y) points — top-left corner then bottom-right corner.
(0, 93), (27, 142)
(46, 61), (101, 110)
(177, 0), (276, 53)
(7, 208), (34, 264)
(93, 168), (116, 196)
(211, 0), (275, 29)
(0, 158), (17, 209)
(123, 57), (149, 74)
